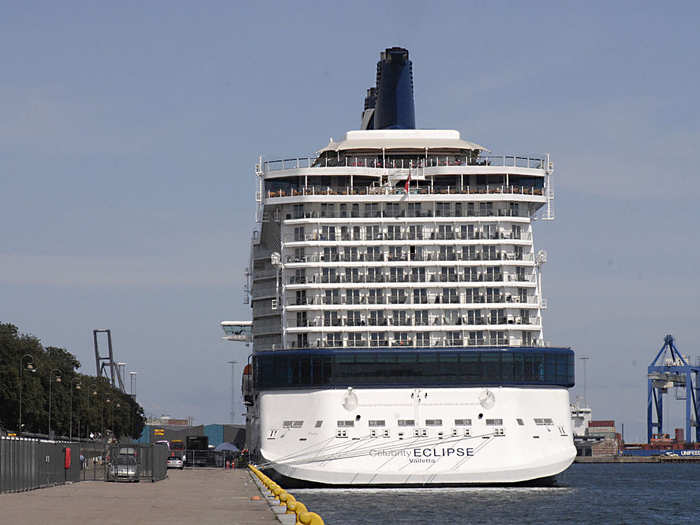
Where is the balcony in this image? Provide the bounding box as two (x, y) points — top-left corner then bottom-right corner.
(294, 318), (542, 330)
(263, 154), (549, 172)
(294, 231), (532, 242)
(266, 184), (545, 200)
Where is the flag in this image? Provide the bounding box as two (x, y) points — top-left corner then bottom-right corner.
(404, 171), (411, 193)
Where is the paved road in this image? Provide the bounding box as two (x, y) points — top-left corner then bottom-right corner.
(1, 468), (279, 525)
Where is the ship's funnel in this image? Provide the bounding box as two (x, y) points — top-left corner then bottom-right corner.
(361, 87), (377, 130)
(361, 47), (416, 130)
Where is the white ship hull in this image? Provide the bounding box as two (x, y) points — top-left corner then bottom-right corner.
(255, 386), (575, 485)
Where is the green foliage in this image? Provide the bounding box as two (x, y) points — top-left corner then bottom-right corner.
(0, 322), (146, 439)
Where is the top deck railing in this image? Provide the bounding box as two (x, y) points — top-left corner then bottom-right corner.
(263, 154), (549, 172)
(265, 184), (544, 199)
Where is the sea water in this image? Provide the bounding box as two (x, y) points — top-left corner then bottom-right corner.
(292, 463), (699, 524)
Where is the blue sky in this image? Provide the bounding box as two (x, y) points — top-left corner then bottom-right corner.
(1, 1), (699, 440)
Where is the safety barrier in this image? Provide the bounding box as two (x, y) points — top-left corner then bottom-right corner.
(248, 465), (324, 525)
(0, 437), (80, 493)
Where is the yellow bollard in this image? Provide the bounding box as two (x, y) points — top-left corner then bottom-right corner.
(293, 502), (308, 525)
(283, 494), (296, 512)
(248, 466), (324, 525)
(299, 511), (325, 525)
(279, 491), (291, 506)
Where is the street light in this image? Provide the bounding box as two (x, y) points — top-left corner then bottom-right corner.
(229, 360), (238, 424)
(48, 368), (63, 437)
(85, 381), (99, 439)
(127, 398), (135, 439)
(18, 354), (37, 434)
(69, 377), (81, 441)
(112, 402), (121, 436)
(103, 397), (111, 436)
(579, 356), (590, 408)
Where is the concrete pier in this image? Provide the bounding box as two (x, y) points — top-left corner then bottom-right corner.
(0, 469), (279, 525)
(575, 455), (658, 463)
(575, 455), (700, 463)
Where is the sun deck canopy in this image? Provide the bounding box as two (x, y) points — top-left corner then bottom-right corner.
(319, 129), (488, 154)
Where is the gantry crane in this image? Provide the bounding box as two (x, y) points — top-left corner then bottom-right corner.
(647, 335), (700, 443)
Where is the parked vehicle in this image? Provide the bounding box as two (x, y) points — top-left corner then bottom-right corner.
(108, 455), (139, 482)
(167, 455), (184, 469)
(167, 439), (186, 468)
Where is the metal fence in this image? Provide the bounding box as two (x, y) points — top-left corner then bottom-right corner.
(106, 443), (168, 482)
(1, 438), (168, 492)
(184, 449), (237, 468)
(78, 441), (109, 481)
(139, 442), (168, 481)
(0, 437), (80, 493)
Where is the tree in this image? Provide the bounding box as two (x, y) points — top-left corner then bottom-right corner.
(0, 322), (146, 439)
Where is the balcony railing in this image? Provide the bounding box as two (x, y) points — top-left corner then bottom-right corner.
(289, 272), (533, 286)
(289, 208), (531, 219)
(285, 336), (548, 349)
(263, 154), (548, 172)
(266, 184), (544, 199)
(291, 316), (542, 329)
(284, 251), (534, 264)
(302, 296), (533, 306)
(293, 294), (538, 307)
(287, 233), (532, 244)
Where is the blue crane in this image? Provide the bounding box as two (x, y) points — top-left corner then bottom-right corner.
(647, 335), (700, 443)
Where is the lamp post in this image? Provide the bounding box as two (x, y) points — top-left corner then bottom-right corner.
(128, 400), (135, 439)
(579, 356), (590, 408)
(86, 381), (99, 440)
(103, 397), (111, 436)
(48, 368), (63, 437)
(18, 354), (37, 434)
(69, 377), (81, 441)
(231, 360), (238, 424)
(112, 402), (120, 436)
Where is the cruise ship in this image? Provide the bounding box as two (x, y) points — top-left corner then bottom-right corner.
(223, 47), (575, 485)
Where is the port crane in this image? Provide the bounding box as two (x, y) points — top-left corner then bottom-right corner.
(647, 335), (700, 443)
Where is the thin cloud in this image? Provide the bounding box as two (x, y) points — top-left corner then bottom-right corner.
(0, 253), (235, 287)
(0, 86), (153, 156)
